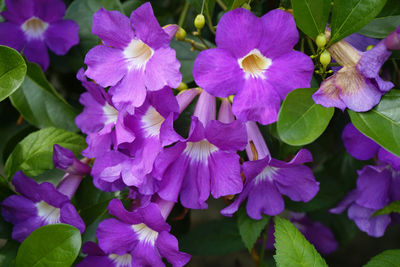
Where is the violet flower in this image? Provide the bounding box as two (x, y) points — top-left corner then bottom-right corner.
(313, 32), (394, 112)
(266, 213), (338, 255)
(385, 25), (400, 50)
(84, 3), (181, 113)
(96, 199), (190, 267)
(153, 91), (247, 209)
(0, 0), (79, 70)
(221, 122), (319, 219)
(193, 8), (314, 125)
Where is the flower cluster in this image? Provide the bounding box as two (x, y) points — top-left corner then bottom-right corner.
(330, 123), (400, 237)
(0, 0), (79, 70)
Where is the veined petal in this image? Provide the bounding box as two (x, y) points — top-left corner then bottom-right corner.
(312, 75), (346, 110)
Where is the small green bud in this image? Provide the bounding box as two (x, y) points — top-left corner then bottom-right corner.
(194, 14), (205, 30)
(241, 3), (251, 10)
(177, 82), (188, 91)
(366, 45), (374, 51)
(316, 33), (327, 48)
(175, 27), (186, 41)
(319, 50), (331, 68)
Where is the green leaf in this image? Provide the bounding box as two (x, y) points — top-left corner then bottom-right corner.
(372, 200), (400, 217)
(16, 224), (81, 267)
(348, 89), (400, 157)
(274, 217), (328, 267)
(170, 39), (199, 83)
(0, 240), (19, 267)
(0, 46), (27, 102)
(290, 0), (331, 39)
(330, 0), (387, 45)
(9, 63), (79, 132)
(358, 15), (400, 38)
(230, 0), (247, 9)
(4, 127), (86, 178)
(364, 249), (400, 267)
(236, 207), (270, 252)
(65, 0), (123, 53)
(180, 218), (245, 255)
(277, 88), (334, 146)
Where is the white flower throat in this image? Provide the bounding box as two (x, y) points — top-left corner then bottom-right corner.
(21, 17), (49, 39)
(238, 49), (272, 79)
(123, 39), (154, 70)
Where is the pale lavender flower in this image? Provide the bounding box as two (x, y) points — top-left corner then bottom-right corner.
(0, 0), (79, 70)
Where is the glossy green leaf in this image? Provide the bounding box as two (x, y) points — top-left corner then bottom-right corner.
(330, 0), (387, 44)
(372, 200), (400, 217)
(348, 89), (400, 157)
(230, 0), (247, 9)
(180, 218), (245, 255)
(16, 224), (81, 267)
(65, 0), (123, 53)
(290, 0), (331, 39)
(274, 217), (328, 267)
(0, 46), (27, 102)
(358, 15), (400, 38)
(4, 127), (86, 178)
(364, 249), (400, 267)
(237, 207), (270, 252)
(277, 88), (334, 146)
(9, 63), (78, 132)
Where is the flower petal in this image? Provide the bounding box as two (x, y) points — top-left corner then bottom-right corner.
(180, 160), (209, 209)
(205, 120), (247, 151)
(0, 23), (26, 51)
(60, 203), (85, 233)
(247, 180), (284, 218)
(23, 39), (49, 70)
(342, 123), (379, 160)
(348, 204), (390, 237)
(156, 231), (191, 267)
(312, 75), (347, 110)
(44, 20), (79, 55)
(3, 0), (34, 24)
(33, 0), (66, 22)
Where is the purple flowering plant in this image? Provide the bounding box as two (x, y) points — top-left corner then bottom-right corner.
(1, 0), (400, 266)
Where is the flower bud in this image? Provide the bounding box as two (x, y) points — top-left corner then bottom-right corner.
(194, 14), (205, 30)
(177, 82), (188, 91)
(175, 27), (186, 40)
(320, 50), (331, 68)
(241, 3), (251, 10)
(316, 33), (327, 48)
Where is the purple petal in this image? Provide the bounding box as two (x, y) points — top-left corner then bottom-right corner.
(163, 24), (178, 41)
(76, 256), (114, 267)
(23, 39), (49, 70)
(193, 91), (216, 126)
(109, 69), (146, 113)
(342, 123), (379, 160)
(378, 148), (400, 170)
(52, 144), (74, 170)
(75, 92), (109, 134)
(1, 195), (37, 224)
(132, 242), (164, 267)
(0, 23), (26, 51)
(312, 75), (347, 111)
(130, 2), (169, 49)
(193, 48), (244, 97)
(218, 98), (235, 123)
(357, 41), (392, 79)
(11, 171), (42, 201)
(180, 160), (209, 209)
(345, 33), (379, 52)
(3, 0), (34, 24)
(12, 216), (45, 242)
(145, 47), (181, 91)
(266, 51), (314, 99)
(187, 116), (206, 142)
(33, 0), (66, 23)
(247, 179), (284, 218)
(156, 231), (191, 267)
(82, 241), (106, 256)
(232, 79), (281, 125)
(38, 182), (69, 207)
(82, 129), (113, 158)
(92, 8), (133, 49)
(60, 203), (85, 233)
(205, 120), (247, 151)
(44, 20), (79, 55)
(160, 113), (183, 146)
(356, 165), (391, 209)
(84, 45), (127, 87)
(209, 151), (243, 199)
(258, 9), (299, 58)
(245, 121), (270, 160)
(215, 8), (262, 58)
(329, 189), (358, 214)
(97, 218), (137, 254)
(220, 180), (253, 217)
(348, 204), (391, 237)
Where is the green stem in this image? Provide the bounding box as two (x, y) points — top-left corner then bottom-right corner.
(178, 2), (190, 27)
(182, 38), (208, 51)
(216, 0), (228, 10)
(195, 30), (210, 49)
(307, 37), (316, 55)
(258, 222), (269, 267)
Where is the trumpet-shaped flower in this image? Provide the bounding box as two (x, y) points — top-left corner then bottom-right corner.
(193, 8), (313, 124)
(0, 0), (79, 70)
(84, 3), (181, 113)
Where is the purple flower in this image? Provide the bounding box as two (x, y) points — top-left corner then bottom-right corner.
(75, 69), (134, 158)
(221, 122), (319, 219)
(1, 171), (85, 242)
(96, 199), (190, 267)
(0, 0), (79, 70)
(193, 8), (314, 125)
(84, 3), (181, 113)
(313, 34), (394, 112)
(385, 25), (400, 50)
(342, 123), (400, 170)
(266, 213), (338, 254)
(153, 91), (247, 209)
